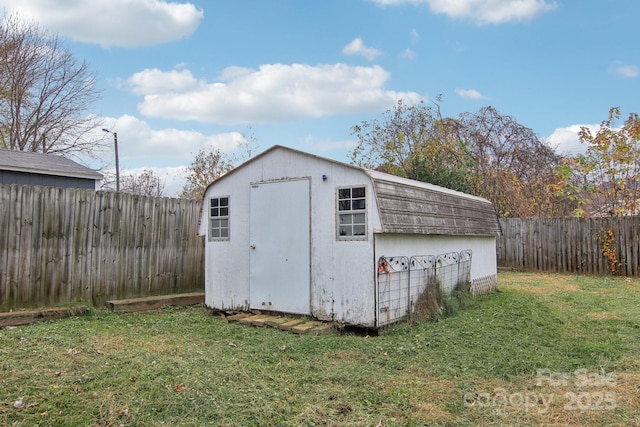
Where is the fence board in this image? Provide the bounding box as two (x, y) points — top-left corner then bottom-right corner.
(0, 184), (204, 311)
(22, 186), (36, 305)
(498, 217), (640, 276)
(9, 186), (22, 305)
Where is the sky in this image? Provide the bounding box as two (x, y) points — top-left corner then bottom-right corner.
(1, 0), (638, 196)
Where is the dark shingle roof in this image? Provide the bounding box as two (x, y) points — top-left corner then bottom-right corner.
(367, 170), (501, 236)
(0, 148), (102, 180)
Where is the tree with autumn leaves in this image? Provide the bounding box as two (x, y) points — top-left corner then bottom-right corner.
(575, 108), (640, 216)
(551, 108), (640, 217)
(351, 99), (568, 217)
(180, 148), (234, 200)
(351, 100), (639, 218)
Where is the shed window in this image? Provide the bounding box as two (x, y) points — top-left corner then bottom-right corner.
(337, 186), (367, 239)
(209, 196), (229, 241)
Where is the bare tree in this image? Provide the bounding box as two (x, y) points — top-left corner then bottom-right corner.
(236, 125), (260, 162)
(180, 128), (260, 200)
(459, 106), (564, 217)
(102, 169), (166, 197)
(180, 148), (234, 200)
(0, 13), (102, 155)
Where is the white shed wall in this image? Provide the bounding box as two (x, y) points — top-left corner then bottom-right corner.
(373, 233), (497, 282)
(201, 172), (250, 311)
(199, 148), (380, 326)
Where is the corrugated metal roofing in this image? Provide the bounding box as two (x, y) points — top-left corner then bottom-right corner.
(0, 148), (102, 180)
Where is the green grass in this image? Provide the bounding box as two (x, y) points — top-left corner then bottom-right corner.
(1, 272), (639, 426)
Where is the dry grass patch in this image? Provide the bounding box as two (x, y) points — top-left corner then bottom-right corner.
(412, 402), (452, 422)
(387, 374), (460, 424)
(502, 272), (580, 295)
(456, 371), (635, 427)
(323, 350), (365, 362)
(586, 311), (620, 320)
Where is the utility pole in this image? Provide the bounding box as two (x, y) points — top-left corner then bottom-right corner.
(102, 128), (120, 192)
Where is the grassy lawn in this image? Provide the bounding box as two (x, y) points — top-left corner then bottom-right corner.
(1, 272), (639, 426)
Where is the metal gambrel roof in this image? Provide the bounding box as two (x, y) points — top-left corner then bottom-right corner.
(366, 170), (501, 236)
(0, 148), (102, 180)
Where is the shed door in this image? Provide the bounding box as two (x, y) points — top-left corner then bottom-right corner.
(249, 179), (310, 314)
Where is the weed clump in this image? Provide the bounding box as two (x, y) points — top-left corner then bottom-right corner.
(411, 279), (472, 322)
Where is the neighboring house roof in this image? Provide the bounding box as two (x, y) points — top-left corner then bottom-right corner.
(204, 145), (501, 236)
(0, 148), (102, 180)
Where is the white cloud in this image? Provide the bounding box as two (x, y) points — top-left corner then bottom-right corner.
(94, 115), (250, 196)
(342, 38), (382, 61)
(0, 0), (203, 47)
(217, 66), (255, 82)
(455, 88), (485, 100)
(129, 64), (425, 125)
(401, 48), (416, 59)
(370, 0), (557, 24)
(128, 68), (202, 95)
(613, 62), (639, 78)
(545, 124), (598, 156)
(303, 135), (358, 153)
(99, 115), (246, 161)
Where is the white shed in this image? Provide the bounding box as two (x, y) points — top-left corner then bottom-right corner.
(198, 145), (501, 328)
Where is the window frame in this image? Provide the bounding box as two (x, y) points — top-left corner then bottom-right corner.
(336, 185), (367, 241)
(208, 195), (230, 241)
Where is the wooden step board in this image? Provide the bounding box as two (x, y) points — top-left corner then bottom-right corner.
(106, 292), (204, 312)
(226, 312), (336, 335)
(0, 306), (89, 328)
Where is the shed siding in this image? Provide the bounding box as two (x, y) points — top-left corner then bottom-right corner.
(373, 233), (497, 283)
(0, 170), (97, 189)
(202, 171), (250, 311)
(200, 148), (379, 326)
(0, 148), (102, 189)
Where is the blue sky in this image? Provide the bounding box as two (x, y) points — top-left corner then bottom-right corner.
(1, 0), (638, 196)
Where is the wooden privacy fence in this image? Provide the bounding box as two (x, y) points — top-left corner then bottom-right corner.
(0, 184), (204, 311)
(498, 217), (640, 276)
